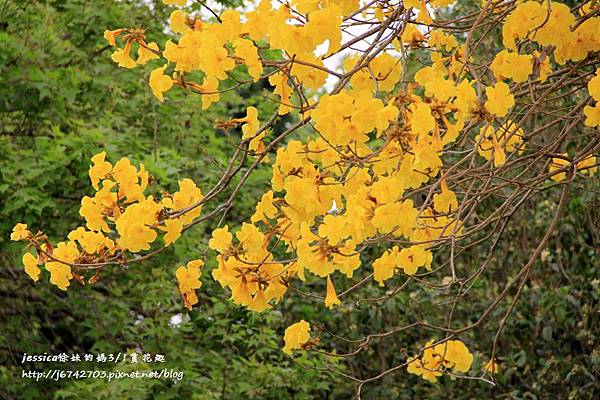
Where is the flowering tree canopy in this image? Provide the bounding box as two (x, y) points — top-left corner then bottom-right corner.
(10, 0), (600, 394)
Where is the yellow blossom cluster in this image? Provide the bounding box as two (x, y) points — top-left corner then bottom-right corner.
(474, 121), (525, 167)
(503, 1), (600, 64)
(208, 223), (288, 312)
(407, 339), (474, 382)
(176, 259), (204, 310)
(12, 151), (203, 292)
(104, 29), (159, 69)
(548, 154), (597, 182)
(283, 320), (311, 354)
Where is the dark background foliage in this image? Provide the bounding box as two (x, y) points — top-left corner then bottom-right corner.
(1, 1), (598, 399)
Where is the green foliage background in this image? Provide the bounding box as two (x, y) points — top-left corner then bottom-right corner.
(0, 1), (598, 399)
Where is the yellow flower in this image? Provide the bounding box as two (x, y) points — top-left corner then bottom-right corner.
(491, 134), (506, 167)
(372, 200), (418, 237)
(318, 214), (348, 246)
(211, 254), (238, 288)
(292, 0), (320, 14)
(404, 0), (432, 23)
(214, 10), (244, 43)
(136, 42), (159, 65)
(46, 263), (73, 291)
(240, 106), (259, 140)
(534, 50), (552, 82)
(311, 90), (396, 146)
(115, 199), (161, 252)
(161, 178), (203, 225)
(548, 154), (570, 182)
(45, 241), (79, 291)
(231, 276), (254, 306)
(176, 259), (203, 310)
(400, 24), (426, 47)
(577, 155), (597, 177)
(433, 176), (458, 214)
(410, 102), (435, 137)
(23, 252), (41, 282)
(589, 70), (600, 101)
(301, 5), (343, 53)
(89, 151), (112, 190)
(11, 223), (31, 241)
(373, 247), (400, 286)
(80, 196), (110, 232)
(475, 122), (524, 165)
(245, 0), (275, 41)
(170, 10), (190, 34)
(268, 72), (293, 115)
(490, 50), (533, 83)
(428, 29), (458, 51)
(235, 223), (265, 252)
(233, 38), (263, 81)
(111, 157), (146, 202)
(368, 53), (402, 92)
(407, 339), (473, 382)
(583, 104), (600, 127)
(163, 0), (187, 5)
(111, 41), (136, 69)
(199, 45), (236, 81)
(502, 1), (546, 50)
(251, 191), (278, 223)
(196, 76), (220, 110)
(149, 65), (174, 102)
(247, 289), (271, 312)
(398, 245), (432, 275)
(103, 29), (124, 47)
(67, 227), (113, 254)
(442, 340), (473, 372)
(161, 218), (184, 246)
(485, 82), (514, 117)
(283, 320), (311, 354)
(291, 54), (328, 91)
(324, 276), (341, 309)
(209, 226), (233, 254)
(454, 79), (477, 116)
